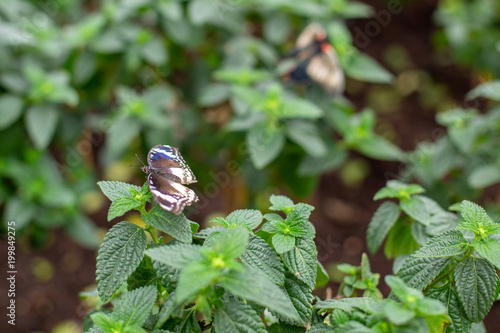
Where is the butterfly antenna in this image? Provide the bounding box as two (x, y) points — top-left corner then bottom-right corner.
(135, 153), (146, 167)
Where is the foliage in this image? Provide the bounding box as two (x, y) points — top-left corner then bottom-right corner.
(434, 0), (500, 77)
(367, 180), (500, 332)
(398, 82), (500, 210)
(85, 180), (499, 332)
(0, 0), (399, 245)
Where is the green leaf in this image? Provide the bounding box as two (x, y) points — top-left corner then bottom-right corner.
(401, 195), (444, 225)
(307, 323), (334, 333)
(373, 180), (425, 201)
(108, 197), (141, 221)
(25, 105), (59, 149)
(170, 310), (202, 333)
(298, 143), (347, 176)
(126, 265), (157, 290)
(213, 300), (267, 333)
(269, 195), (295, 213)
(280, 203), (316, 239)
(210, 227), (249, 259)
(91, 312), (117, 332)
(472, 239), (500, 269)
(145, 243), (201, 269)
(96, 222), (147, 301)
(141, 36), (168, 66)
(426, 283), (472, 333)
(344, 53), (393, 83)
(154, 292), (180, 329)
(142, 205), (192, 243)
(460, 201), (492, 229)
(366, 201), (400, 254)
(315, 262), (329, 289)
(273, 233), (296, 254)
(286, 120), (327, 157)
(355, 135), (405, 161)
(225, 209), (263, 230)
(197, 83), (229, 107)
(454, 257), (498, 322)
(0, 94), (23, 130)
(416, 297), (448, 316)
(188, 0), (219, 25)
(106, 116), (141, 157)
(97, 181), (141, 201)
(386, 275), (424, 306)
(176, 261), (219, 305)
(315, 297), (374, 314)
(383, 300), (415, 325)
(194, 226), (225, 239)
(154, 261), (179, 293)
(272, 274), (313, 326)
(263, 13), (290, 44)
(281, 238), (317, 289)
(398, 254), (452, 290)
(246, 126), (285, 169)
(73, 51), (97, 85)
(413, 230), (469, 258)
(220, 269), (299, 322)
(240, 234), (285, 286)
(466, 81), (500, 101)
(468, 164), (500, 189)
(384, 220), (420, 258)
(231, 85), (265, 109)
(280, 98), (324, 119)
(214, 68), (272, 85)
(64, 215), (99, 249)
(112, 285), (157, 327)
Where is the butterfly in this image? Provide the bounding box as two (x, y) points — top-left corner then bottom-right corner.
(142, 145), (199, 215)
(283, 23), (345, 96)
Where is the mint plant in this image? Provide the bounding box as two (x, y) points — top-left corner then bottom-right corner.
(337, 253), (382, 300)
(368, 180), (500, 331)
(367, 180), (459, 259)
(88, 181), (322, 332)
(86, 179), (500, 332)
(402, 81), (500, 206)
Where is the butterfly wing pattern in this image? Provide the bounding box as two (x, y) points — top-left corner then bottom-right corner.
(142, 145), (199, 215)
(285, 22), (345, 96)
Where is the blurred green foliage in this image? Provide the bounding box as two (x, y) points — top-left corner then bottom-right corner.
(2, 0), (500, 250)
(401, 82), (500, 211)
(0, 0), (398, 247)
(434, 0), (500, 77)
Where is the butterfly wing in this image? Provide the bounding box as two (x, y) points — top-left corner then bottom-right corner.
(296, 23), (324, 49)
(148, 173), (199, 215)
(306, 49), (345, 95)
(147, 145), (197, 184)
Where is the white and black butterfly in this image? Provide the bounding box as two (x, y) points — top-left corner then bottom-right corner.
(142, 145), (199, 215)
(283, 23), (345, 96)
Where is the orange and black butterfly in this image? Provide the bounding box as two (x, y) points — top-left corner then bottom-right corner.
(283, 23), (345, 96)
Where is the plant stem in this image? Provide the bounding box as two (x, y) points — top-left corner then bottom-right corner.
(146, 225), (160, 243)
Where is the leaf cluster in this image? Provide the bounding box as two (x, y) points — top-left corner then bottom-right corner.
(88, 186), (325, 332)
(368, 181), (500, 332)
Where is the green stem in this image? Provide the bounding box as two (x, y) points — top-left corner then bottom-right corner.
(146, 225), (160, 243)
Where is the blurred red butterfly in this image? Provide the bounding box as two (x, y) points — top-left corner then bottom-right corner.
(283, 23), (345, 96)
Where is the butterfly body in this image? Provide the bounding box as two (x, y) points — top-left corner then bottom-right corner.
(143, 145), (198, 215)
